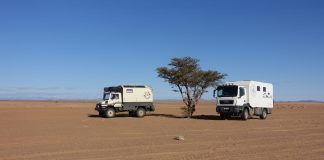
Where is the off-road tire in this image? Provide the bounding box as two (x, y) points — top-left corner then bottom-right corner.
(260, 108), (267, 119)
(105, 107), (116, 118)
(136, 108), (146, 118)
(241, 108), (249, 120)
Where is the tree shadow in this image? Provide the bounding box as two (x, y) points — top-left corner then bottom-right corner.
(191, 115), (222, 120)
(148, 113), (185, 119)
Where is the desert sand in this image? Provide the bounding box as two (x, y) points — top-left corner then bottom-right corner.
(0, 100), (323, 160)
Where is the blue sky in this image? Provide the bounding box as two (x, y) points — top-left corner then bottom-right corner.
(0, 0), (323, 101)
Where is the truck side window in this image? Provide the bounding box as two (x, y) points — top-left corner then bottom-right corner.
(257, 86), (260, 91)
(263, 87), (266, 92)
(239, 87), (245, 97)
(111, 94), (119, 99)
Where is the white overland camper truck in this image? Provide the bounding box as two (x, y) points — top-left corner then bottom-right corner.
(95, 85), (154, 118)
(214, 80), (273, 120)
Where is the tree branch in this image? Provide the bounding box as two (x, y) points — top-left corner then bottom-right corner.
(177, 84), (188, 106)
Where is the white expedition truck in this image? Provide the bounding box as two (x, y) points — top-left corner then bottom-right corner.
(95, 85), (154, 118)
(214, 80), (273, 120)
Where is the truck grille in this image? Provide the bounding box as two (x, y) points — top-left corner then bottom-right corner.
(220, 100), (234, 104)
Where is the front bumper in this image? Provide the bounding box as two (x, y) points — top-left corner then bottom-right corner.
(216, 105), (244, 114)
(95, 104), (107, 112)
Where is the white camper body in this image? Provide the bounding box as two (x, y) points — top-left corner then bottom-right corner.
(95, 85), (154, 118)
(122, 86), (153, 103)
(215, 80), (273, 120)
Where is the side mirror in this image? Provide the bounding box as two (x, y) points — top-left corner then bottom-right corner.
(213, 89), (216, 98)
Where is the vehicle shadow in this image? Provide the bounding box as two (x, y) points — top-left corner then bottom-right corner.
(87, 113), (131, 118)
(89, 113), (261, 120)
(87, 114), (101, 118)
(149, 113), (260, 121)
(191, 115), (261, 120)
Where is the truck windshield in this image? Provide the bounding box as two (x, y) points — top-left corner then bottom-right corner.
(103, 93), (110, 100)
(217, 86), (238, 97)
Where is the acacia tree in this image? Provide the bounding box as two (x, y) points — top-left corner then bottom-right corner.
(157, 57), (226, 118)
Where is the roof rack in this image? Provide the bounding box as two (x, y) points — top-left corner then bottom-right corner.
(122, 85), (146, 88)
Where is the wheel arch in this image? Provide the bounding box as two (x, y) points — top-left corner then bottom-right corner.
(243, 103), (253, 116)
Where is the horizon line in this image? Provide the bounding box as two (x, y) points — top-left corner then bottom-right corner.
(0, 98), (323, 103)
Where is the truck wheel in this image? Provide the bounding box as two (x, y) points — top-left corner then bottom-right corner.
(105, 108), (116, 118)
(260, 109), (267, 119)
(241, 108), (249, 120)
(136, 108), (146, 118)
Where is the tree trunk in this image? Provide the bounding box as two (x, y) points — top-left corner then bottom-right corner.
(188, 104), (196, 118)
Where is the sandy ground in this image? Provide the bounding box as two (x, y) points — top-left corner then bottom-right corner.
(0, 100), (323, 160)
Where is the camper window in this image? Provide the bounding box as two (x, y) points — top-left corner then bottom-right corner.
(257, 86), (260, 91)
(263, 87), (266, 92)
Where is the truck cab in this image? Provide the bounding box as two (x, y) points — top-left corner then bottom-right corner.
(216, 85), (247, 107)
(101, 92), (122, 107)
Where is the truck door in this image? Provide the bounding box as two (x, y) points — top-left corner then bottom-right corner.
(112, 93), (122, 107)
(237, 87), (247, 106)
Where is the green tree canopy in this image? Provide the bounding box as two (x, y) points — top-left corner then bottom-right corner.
(157, 56), (226, 117)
